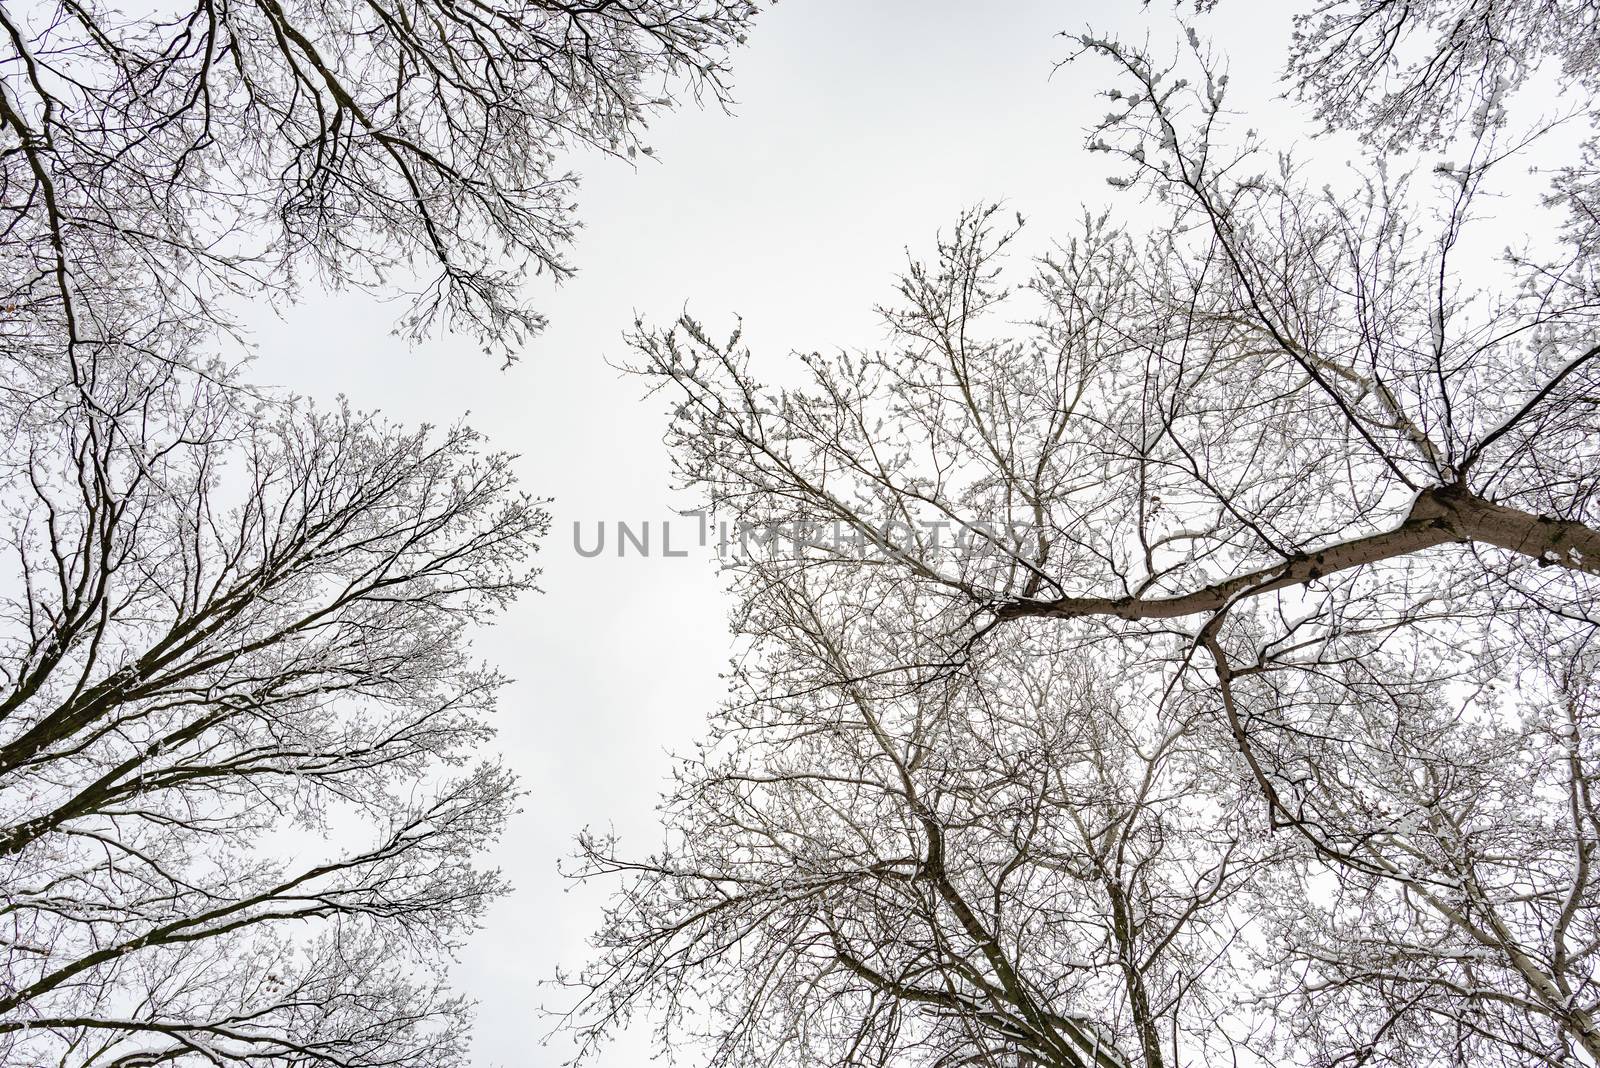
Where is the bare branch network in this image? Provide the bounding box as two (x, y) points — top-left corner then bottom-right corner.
(559, 4), (1600, 1068)
(0, 0), (757, 366)
(7, 0), (1600, 1066)
(2, 0), (758, 1064)
(0, 359), (550, 1066)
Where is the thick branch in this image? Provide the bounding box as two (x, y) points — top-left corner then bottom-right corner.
(995, 487), (1600, 623)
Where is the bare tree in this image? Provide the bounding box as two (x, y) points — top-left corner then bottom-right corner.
(2, 0), (738, 1058)
(1280, 0), (1600, 147)
(567, 574), (1275, 1068)
(1273, 0), (1600, 274)
(562, 11), (1600, 1068)
(0, 357), (545, 1067)
(1, 0), (759, 365)
(1248, 645), (1600, 1066)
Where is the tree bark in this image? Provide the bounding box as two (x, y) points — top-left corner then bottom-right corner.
(996, 487), (1600, 623)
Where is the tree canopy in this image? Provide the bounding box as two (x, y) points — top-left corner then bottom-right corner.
(1, 0), (763, 1062)
(564, 4), (1600, 1066)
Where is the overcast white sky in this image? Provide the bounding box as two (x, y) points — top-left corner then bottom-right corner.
(243, 2), (1308, 1063)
